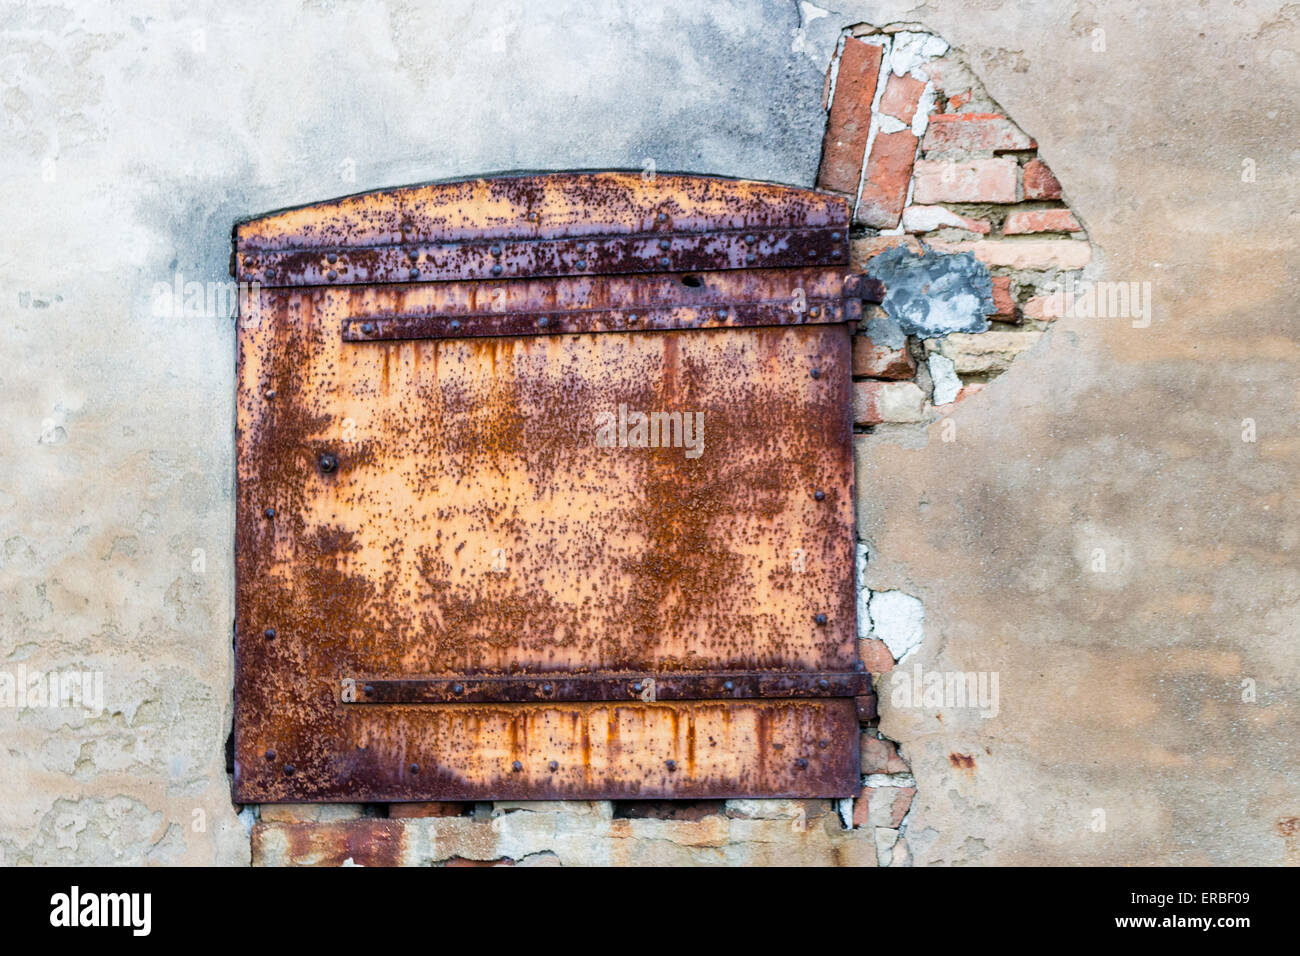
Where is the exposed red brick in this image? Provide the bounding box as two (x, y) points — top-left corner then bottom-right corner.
(853, 786), (916, 828)
(913, 158), (1018, 204)
(856, 129), (918, 228)
(389, 802), (471, 818)
(253, 820), (406, 867)
(1022, 158), (1062, 199)
(850, 234), (922, 268)
(991, 275), (1016, 318)
(854, 381), (884, 426)
(1003, 208), (1080, 235)
(853, 335), (916, 379)
(946, 89), (972, 110)
(879, 72), (926, 123)
(861, 736), (910, 774)
(859, 637), (896, 675)
(921, 113), (1034, 153)
(817, 38), (885, 195)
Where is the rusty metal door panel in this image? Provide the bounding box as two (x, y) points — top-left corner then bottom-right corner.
(234, 172), (871, 803)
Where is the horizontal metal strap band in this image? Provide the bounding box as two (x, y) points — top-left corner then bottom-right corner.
(346, 670), (872, 704)
(237, 226), (850, 287)
(342, 299), (856, 341)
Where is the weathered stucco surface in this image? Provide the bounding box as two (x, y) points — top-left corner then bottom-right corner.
(1, 0), (1296, 864)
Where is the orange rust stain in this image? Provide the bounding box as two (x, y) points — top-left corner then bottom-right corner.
(948, 752), (976, 770)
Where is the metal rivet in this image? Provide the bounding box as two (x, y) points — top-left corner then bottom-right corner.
(327, 253), (338, 264)
(327, 269), (338, 280)
(449, 319), (461, 331)
(409, 763), (419, 774)
(265, 388), (276, 399)
(491, 264), (503, 276)
(818, 678), (830, 690)
(745, 254), (756, 264)
(408, 268), (420, 280)
(627, 314), (638, 324)
(283, 764), (295, 775)
(452, 683), (464, 695)
(318, 452), (338, 474)
(265, 749), (275, 761)
(809, 306), (821, 318)
(795, 758), (808, 769)
(818, 739), (829, 749)
(512, 760), (523, 772)
(814, 490), (825, 501)
(537, 316), (549, 327)
(659, 257), (671, 268)
(810, 367), (821, 379)
(265, 268), (276, 278)
(723, 680), (734, 691)
(575, 259), (586, 270)
(361, 322), (375, 334)
(659, 239), (670, 250)
(542, 683), (553, 694)
(744, 234), (756, 245)
(807, 249), (818, 258)
(548, 760), (558, 772)
(490, 244), (502, 256)
(665, 759), (677, 771)
(716, 309), (728, 319)
(264, 628), (276, 639)
(363, 684), (374, 695)
(263, 507), (276, 519)
(656, 213), (667, 223)
(831, 232), (841, 241)
(815, 613), (827, 626)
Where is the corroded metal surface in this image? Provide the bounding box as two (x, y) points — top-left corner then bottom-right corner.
(234, 172), (864, 802)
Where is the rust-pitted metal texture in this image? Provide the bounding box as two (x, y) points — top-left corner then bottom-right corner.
(234, 172), (869, 802)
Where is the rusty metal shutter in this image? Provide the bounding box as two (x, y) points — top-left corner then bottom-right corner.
(233, 172), (881, 803)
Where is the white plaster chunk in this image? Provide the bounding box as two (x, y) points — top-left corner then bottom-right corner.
(901, 204), (972, 233)
(876, 114), (908, 135)
(864, 773), (917, 788)
(868, 590), (925, 660)
(889, 32), (949, 76)
(856, 545), (872, 641)
(928, 353), (961, 405)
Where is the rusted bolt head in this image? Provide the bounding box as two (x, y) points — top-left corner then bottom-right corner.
(449, 319), (461, 331)
(818, 739), (829, 749)
(795, 758), (808, 770)
(361, 322), (375, 335)
(809, 306), (821, 318)
(452, 683), (464, 695)
(363, 684), (374, 695)
(716, 309), (728, 319)
(265, 749), (276, 761)
(283, 764), (295, 775)
(744, 234), (756, 245)
(659, 257), (671, 268)
(327, 269), (338, 280)
(512, 760), (523, 772)
(327, 253), (338, 264)
(265, 268), (276, 278)
(814, 490), (825, 501)
(627, 314), (638, 324)
(815, 613), (827, 626)
(318, 452), (339, 474)
(542, 683), (553, 694)
(656, 213), (667, 223)
(265, 388), (276, 399)
(631, 682), (642, 693)
(807, 249), (818, 258)
(575, 259), (587, 270)
(263, 507), (276, 519)
(490, 244), (502, 256)
(491, 264), (503, 276)
(537, 316), (549, 327)
(665, 759), (677, 772)
(264, 627), (276, 639)
(548, 760), (558, 772)
(745, 254), (756, 264)
(409, 763), (419, 774)
(818, 678), (830, 690)
(831, 232), (841, 241)
(408, 268), (420, 280)
(658, 239), (670, 250)
(809, 367), (821, 379)
(723, 680), (734, 691)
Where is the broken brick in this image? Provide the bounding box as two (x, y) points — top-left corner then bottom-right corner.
(879, 72), (926, 123)
(854, 381), (926, 425)
(859, 637), (896, 675)
(853, 786), (916, 828)
(920, 112), (1035, 153)
(861, 736), (910, 774)
(901, 204), (991, 235)
(991, 275), (1016, 318)
(1022, 158), (1062, 199)
(856, 129), (918, 228)
(1003, 208), (1081, 235)
(817, 38), (885, 195)
(912, 158), (1018, 204)
(853, 335), (916, 379)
